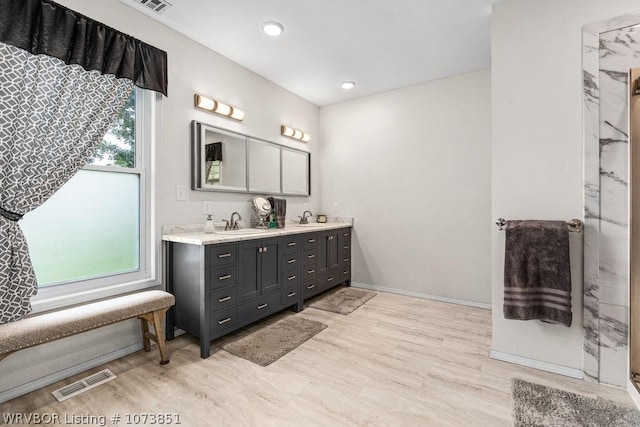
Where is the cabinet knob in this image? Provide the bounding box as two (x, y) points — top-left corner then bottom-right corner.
(307, 254), (316, 259)
(308, 239), (316, 243)
(343, 258), (349, 262)
(257, 303), (268, 310)
(287, 292), (296, 298)
(288, 275), (296, 281)
(263, 247), (268, 253)
(287, 259), (296, 264)
(307, 269), (315, 274)
(343, 271), (349, 275)
(218, 253), (232, 258)
(218, 317), (232, 325)
(219, 274), (232, 280)
(288, 242), (296, 247)
(343, 246), (350, 249)
(327, 277), (334, 282)
(307, 284), (316, 290)
(218, 296), (231, 303)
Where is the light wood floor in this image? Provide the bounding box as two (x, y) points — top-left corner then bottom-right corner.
(2, 291), (636, 426)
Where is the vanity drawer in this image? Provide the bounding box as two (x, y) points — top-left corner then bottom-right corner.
(303, 281), (319, 299)
(304, 249), (317, 265)
(282, 271), (300, 287)
(207, 244), (237, 266)
(281, 287), (299, 306)
(303, 265), (317, 283)
(340, 229), (351, 241)
(303, 233), (318, 249)
(281, 253), (299, 272)
(209, 307), (237, 336)
(281, 235), (301, 253)
(208, 265), (237, 290)
(209, 287), (237, 313)
(340, 268), (351, 281)
(318, 272), (337, 291)
(238, 291), (280, 322)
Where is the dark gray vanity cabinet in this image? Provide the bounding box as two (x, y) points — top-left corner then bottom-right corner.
(165, 226), (351, 359)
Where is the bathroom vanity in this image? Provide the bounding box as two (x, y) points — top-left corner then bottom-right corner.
(162, 222), (352, 358)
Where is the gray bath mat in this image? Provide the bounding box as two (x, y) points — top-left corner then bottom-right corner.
(308, 286), (376, 315)
(512, 378), (640, 426)
(221, 314), (327, 366)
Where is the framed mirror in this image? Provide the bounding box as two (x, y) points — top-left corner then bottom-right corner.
(191, 121), (311, 196)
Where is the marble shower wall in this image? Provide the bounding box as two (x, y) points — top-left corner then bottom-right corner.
(583, 20), (640, 387)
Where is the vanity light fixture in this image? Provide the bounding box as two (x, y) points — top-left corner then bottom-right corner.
(262, 21), (284, 37)
(194, 94), (245, 121)
(341, 81), (356, 90)
(281, 125), (310, 142)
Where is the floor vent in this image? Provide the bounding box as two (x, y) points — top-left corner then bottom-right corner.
(133, 0), (172, 14)
(52, 369), (116, 402)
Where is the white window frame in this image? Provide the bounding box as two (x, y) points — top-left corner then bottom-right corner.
(30, 89), (160, 312)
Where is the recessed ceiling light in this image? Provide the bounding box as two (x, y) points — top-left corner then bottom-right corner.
(262, 21), (284, 37)
(341, 81), (356, 90)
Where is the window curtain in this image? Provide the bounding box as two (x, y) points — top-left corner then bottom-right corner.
(0, 0), (168, 323)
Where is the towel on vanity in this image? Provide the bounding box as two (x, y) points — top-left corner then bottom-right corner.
(503, 220), (572, 327)
(267, 197), (286, 229)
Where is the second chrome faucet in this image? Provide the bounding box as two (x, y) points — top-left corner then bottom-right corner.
(224, 212), (242, 230)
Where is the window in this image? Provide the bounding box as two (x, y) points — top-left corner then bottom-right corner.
(21, 88), (157, 308)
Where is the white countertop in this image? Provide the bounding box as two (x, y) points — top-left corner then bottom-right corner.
(162, 219), (353, 245)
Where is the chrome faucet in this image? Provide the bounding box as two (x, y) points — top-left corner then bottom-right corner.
(299, 210), (313, 225)
(229, 212), (242, 230)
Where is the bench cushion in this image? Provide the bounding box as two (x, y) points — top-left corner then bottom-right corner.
(0, 290), (174, 355)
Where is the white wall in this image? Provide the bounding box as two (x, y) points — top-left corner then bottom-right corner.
(491, 0), (640, 370)
(1, 0), (319, 401)
(319, 69), (492, 305)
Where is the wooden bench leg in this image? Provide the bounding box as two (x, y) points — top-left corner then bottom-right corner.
(137, 308), (170, 365)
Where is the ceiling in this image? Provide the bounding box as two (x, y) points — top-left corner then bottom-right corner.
(121, 0), (499, 106)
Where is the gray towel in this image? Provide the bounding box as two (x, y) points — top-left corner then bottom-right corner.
(267, 197), (286, 229)
(503, 220), (572, 327)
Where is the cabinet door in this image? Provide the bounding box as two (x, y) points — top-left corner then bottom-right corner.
(327, 231), (339, 272)
(238, 240), (261, 302)
(261, 238), (280, 293)
(317, 231), (329, 275)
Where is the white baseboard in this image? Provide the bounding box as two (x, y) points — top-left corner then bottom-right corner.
(489, 349), (584, 379)
(628, 379), (640, 410)
(0, 342), (143, 404)
(351, 282), (492, 310)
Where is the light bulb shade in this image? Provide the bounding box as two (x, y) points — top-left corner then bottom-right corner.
(341, 81), (356, 90)
(195, 94), (216, 111)
(293, 129), (303, 139)
(215, 102), (232, 116)
(281, 125), (295, 137)
(230, 107), (245, 121)
(302, 133), (311, 142)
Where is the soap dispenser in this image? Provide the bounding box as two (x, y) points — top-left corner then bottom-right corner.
(204, 214), (215, 234)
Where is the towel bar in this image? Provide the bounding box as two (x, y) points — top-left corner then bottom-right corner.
(495, 218), (583, 233)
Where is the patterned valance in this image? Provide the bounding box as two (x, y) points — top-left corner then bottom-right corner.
(0, 0), (168, 96)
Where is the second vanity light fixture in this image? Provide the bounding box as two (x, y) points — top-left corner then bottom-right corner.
(281, 125), (310, 142)
(194, 94), (245, 121)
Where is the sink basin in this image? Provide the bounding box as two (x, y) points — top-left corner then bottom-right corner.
(294, 223), (326, 227)
(214, 228), (269, 235)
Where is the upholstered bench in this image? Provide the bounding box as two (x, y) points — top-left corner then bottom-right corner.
(0, 290), (175, 365)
